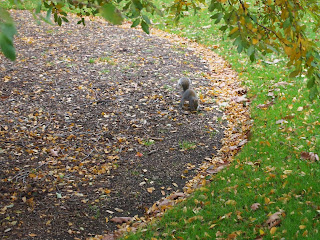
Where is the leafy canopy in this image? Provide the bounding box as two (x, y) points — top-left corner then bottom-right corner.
(0, 0), (319, 99)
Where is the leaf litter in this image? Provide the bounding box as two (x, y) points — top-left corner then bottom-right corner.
(0, 10), (251, 240)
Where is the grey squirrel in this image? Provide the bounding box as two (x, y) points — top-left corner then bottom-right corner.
(178, 77), (199, 111)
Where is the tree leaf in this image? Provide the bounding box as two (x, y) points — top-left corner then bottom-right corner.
(247, 45), (255, 57)
(101, 3), (123, 25)
(142, 15), (151, 25)
(141, 20), (149, 34)
(131, 19), (140, 28)
(132, 0), (143, 10)
(289, 70), (300, 78)
(307, 76), (315, 89)
(0, 33), (16, 61)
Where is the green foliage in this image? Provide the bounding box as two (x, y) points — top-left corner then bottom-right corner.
(179, 141), (196, 151)
(101, 3), (123, 25)
(142, 139), (155, 146)
(0, 8), (17, 60)
(171, 0), (320, 99)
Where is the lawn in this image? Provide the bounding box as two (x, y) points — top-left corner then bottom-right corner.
(123, 0), (320, 239)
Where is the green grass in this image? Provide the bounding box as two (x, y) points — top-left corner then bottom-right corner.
(179, 141), (196, 151)
(123, 1), (320, 239)
(2, 1), (320, 239)
(142, 139), (155, 146)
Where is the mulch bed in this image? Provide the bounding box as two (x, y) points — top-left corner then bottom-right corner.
(0, 10), (228, 239)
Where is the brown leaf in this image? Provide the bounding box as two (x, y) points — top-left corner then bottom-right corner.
(267, 91), (274, 97)
(206, 165), (226, 174)
(273, 81), (288, 87)
(251, 203), (261, 211)
(275, 119), (288, 125)
(238, 139), (248, 147)
(102, 234), (115, 240)
(297, 106), (304, 112)
(158, 199), (173, 207)
(265, 212), (282, 229)
(49, 148), (59, 157)
(147, 187), (155, 193)
(256, 101), (274, 109)
(168, 192), (185, 200)
(110, 217), (132, 224)
(234, 88), (247, 95)
(232, 95), (249, 103)
(301, 152), (319, 162)
(283, 114), (295, 120)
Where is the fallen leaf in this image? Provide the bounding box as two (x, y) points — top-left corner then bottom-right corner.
(225, 200), (237, 206)
(158, 199), (173, 207)
(238, 139), (247, 147)
(227, 233), (237, 239)
(168, 192), (185, 200)
(209, 224), (217, 229)
(259, 229), (265, 235)
(267, 91), (274, 97)
(297, 106), (304, 111)
(270, 227), (277, 235)
(256, 101), (274, 109)
(234, 88), (247, 95)
(266, 211), (282, 228)
(114, 208), (123, 213)
(110, 217), (132, 224)
(147, 187), (155, 193)
(232, 95), (249, 103)
(299, 225), (306, 229)
(251, 203), (261, 211)
(172, 183), (178, 187)
(102, 234), (115, 240)
(276, 119), (288, 124)
(301, 152), (319, 162)
(273, 81), (288, 87)
(50, 148), (59, 157)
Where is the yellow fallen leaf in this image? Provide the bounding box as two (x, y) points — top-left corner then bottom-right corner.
(302, 230), (308, 237)
(225, 200), (237, 206)
(104, 188), (111, 194)
(299, 225), (306, 229)
(270, 227), (277, 235)
(209, 224), (217, 229)
(265, 197), (270, 204)
(147, 187), (155, 193)
(29, 173), (36, 178)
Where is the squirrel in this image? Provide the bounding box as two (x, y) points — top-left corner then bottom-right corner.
(178, 77), (199, 111)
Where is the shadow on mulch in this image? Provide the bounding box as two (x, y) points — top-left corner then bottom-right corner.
(0, 11), (224, 239)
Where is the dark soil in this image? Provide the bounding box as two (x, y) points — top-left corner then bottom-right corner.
(0, 11), (224, 240)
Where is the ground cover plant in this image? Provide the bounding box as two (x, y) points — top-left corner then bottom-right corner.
(121, 1), (320, 239)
